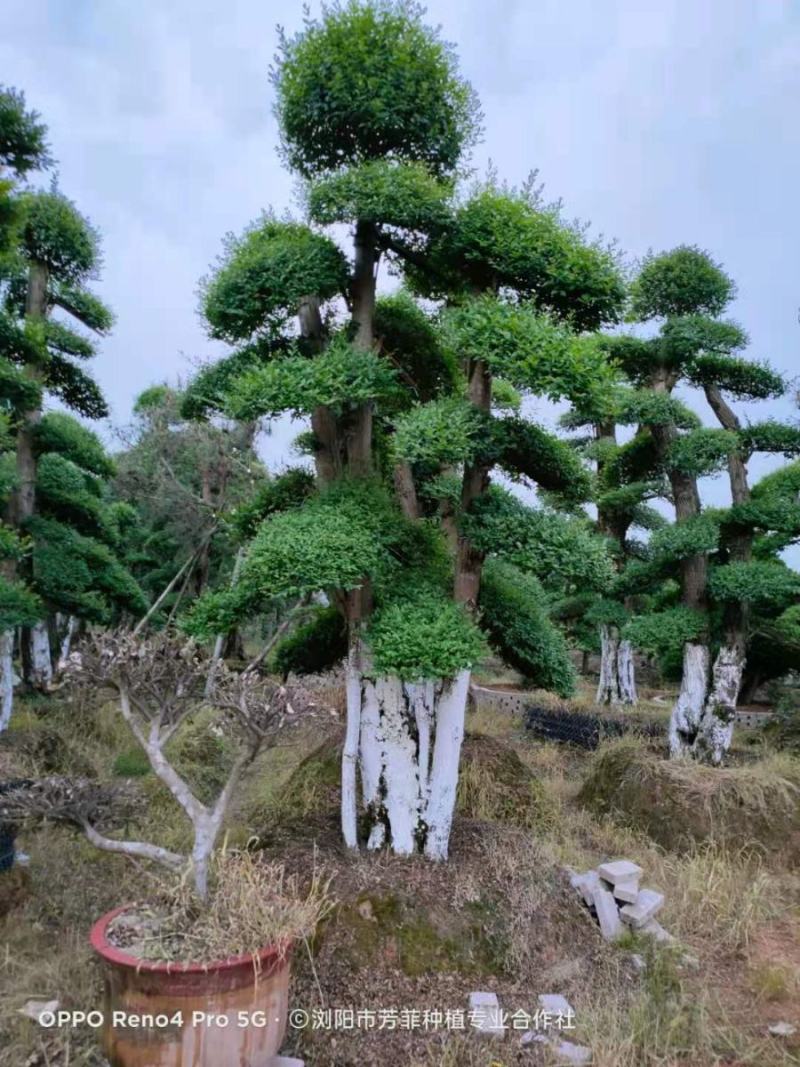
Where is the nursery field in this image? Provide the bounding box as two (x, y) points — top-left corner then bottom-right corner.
(2, 674), (799, 1067)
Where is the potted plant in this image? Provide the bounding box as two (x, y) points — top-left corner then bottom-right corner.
(3, 633), (331, 1065)
(90, 851), (330, 1067)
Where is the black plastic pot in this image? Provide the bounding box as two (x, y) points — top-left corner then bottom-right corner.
(0, 778), (32, 872)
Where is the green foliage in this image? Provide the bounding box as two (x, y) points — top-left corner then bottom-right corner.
(491, 416), (592, 504)
(666, 428), (739, 477)
(585, 598), (629, 629)
(686, 353), (784, 400)
(441, 294), (612, 405)
(708, 561), (800, 607)
(461, 486), (615, 593)
(660, 315), (747, 365)
(51, 281), (114, 332)
(368, 590), (484, 680)
(739, 421), (800, 458)
(32, 412), (114, 476)
(239, 490), (386, 602)
(230, 467), (315, 540)
(374, 291), (456, 402)
(273, 0), (479, 178)
(597, 481), (661, 522)
(490, 379), (521, 413)
(410, 185), (625, 330)
(308, 159), (452, 229)
(752, 460), (800, 502)
(392, 396), (484, 467)
(0, 353), (42, 411)
(271, 605), (348, 677)
(179, 340), (289, 419)
(201, 219), (348, 341)
(228, 335), (399, 419)
(28, 515), (147, 621)
(772, 604), (800, 649)
(0, 86), (51, 175)
(624, 606), (706, 659)
(630, 246), (735, 319)
(605, 431), (660, 485)
(617, 390), (700, 430)
(36, 452), (113, 540)
(0, 576), (42, 629)
(649, 513), (721, 562)
(42, 319), (94, 359)
(45, 353), (108, 418)
(725, 496), (800, 538)
(17, 190), (100, 283)
(478, 558), (576, 697)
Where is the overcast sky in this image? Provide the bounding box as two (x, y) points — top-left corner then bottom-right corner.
(2, 1), (798, 507)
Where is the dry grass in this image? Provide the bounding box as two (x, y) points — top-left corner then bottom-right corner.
(111, 850), (334, 965)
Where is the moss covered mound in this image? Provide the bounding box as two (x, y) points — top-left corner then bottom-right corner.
(457, 733), (557, 830)
(255, 731), (554, 840)
(334, 890), (508, 977)
(578, 738), (800, 858)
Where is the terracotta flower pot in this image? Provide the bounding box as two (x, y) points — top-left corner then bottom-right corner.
(90, 905), (291, 1067)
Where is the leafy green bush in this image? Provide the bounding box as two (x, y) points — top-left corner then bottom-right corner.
(478, 558), (576, 697)
(271, 606), (348, 678)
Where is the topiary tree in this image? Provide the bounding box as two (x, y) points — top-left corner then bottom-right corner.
(613, 247), (800, 762)
(0, 176), (113, 689)
(183, 0), (624, 858)
(559, 345), (672, 706)
(0, 86), (52, 724)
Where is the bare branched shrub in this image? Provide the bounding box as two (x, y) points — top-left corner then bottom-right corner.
(52, 631), (322, 896)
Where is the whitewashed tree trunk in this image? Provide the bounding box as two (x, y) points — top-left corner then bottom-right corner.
(692, 644), (744, 765)
(27, 620), (52, 690)
(342, 669), (471, 859)
(0, 630), (14, 732)
(668, 642), (711, 758)
(596, 624), (621, 705)
(617, 639), (638, 706)
(57, 615), (78, 671)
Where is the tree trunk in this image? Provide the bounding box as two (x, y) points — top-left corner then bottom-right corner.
(692, 643), (745, 765)
(342, 668), (470, 859)
(454, 359), (492, 610)
(668, 642), (711, 757)
(16, 262), (52, 689)
(347, 220), (377, 476)
(596, 624), (621, 705)
(25, 620), (52, 689)
(0, 630), (14, 733)
(617, 639), (638, 705)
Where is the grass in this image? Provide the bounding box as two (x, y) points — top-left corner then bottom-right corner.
(3, 683), (800, 1067)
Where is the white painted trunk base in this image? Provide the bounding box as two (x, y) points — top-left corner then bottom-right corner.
(341, 669), (470, 859)
(27, 620), (52, 690)
(669, 642), (744, 764)
(0, 630), (14, 733)
(693, 645), (744, 765)
(617, 640), (637, 705)
(669, 643), (711, 758)
(596, 626), (637, 707)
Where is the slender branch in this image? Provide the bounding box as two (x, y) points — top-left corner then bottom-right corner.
(80, 821), (184, 870)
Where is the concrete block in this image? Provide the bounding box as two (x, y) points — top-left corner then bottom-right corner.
(570, 869), (601, 906)
(591, 885), (625, 941)
(597, 859), (642, 884)
(538, 993), (574, 1017)
(768, 1022), (796, 1037)
(629, 953), (646, 973)
(468, 991), (505, 1036)
(268, 1059), (304, 1067)
(620, 888), (664, 929)
(609, 876), (639, 904)
(551, 1038), (593, 1064)
(640, 918), (674, 944)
